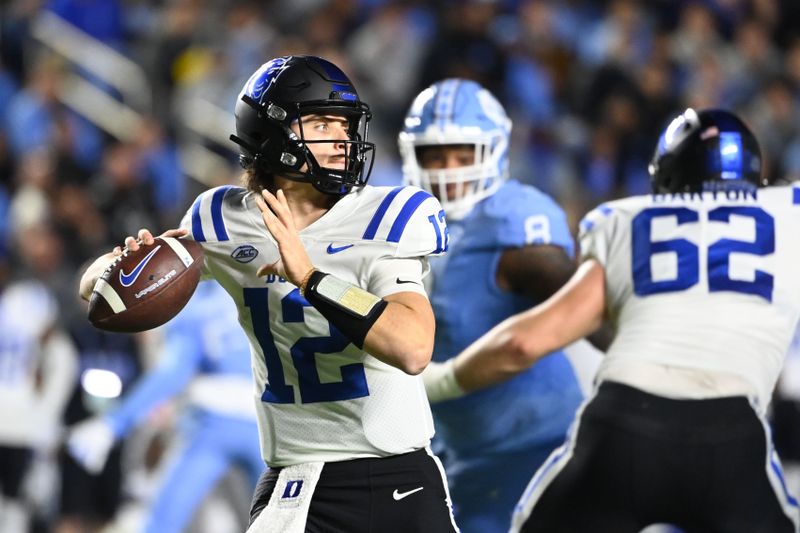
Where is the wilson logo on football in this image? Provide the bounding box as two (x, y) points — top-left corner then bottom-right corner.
(231, 245), (259, 263)
(134, 269), (177, 299)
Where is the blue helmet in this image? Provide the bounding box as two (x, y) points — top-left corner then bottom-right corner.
(399, 79), (512, 219)
(648, 108), (765, 193)
(230, 56), (375, 195)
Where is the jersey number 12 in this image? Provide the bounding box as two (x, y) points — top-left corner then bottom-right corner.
(244, 287), (369, 404)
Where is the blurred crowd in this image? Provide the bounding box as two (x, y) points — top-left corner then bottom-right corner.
(4, 0), (800, 531)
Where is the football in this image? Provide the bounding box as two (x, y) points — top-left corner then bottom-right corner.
(88, 237), (203, 332)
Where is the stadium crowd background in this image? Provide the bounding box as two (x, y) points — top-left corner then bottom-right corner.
(4, 0), (800, 532)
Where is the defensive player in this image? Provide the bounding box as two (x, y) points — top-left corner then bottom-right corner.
(435, 108), (800, 531)
(79, 55), (457, 533)
(67, 280), (263, 533)
(399, 79), (587, 532)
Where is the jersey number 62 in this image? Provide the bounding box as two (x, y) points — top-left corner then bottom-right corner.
(631, 206), (774, 302)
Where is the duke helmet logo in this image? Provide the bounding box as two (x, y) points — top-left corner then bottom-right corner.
(231, 245), (259, 263)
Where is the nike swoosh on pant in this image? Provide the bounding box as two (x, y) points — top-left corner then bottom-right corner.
(392, 487), (424, 501)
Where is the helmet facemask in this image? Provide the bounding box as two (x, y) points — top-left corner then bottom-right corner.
(399, 79), (511, 220)
(400, 128), (508, 221)
(233, 96), (375, 195)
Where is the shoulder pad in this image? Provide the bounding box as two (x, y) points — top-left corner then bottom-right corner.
(578, 203), (615, 240)
(360, 186), (449, 257)
(180, 186), (247, 243)
(577, 202), (619, 264)
(478, 181), (573, 253)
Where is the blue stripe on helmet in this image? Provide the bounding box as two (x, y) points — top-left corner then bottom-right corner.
(434, 79), (460, 130)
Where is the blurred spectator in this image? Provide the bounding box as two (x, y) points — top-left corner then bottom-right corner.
(14, 218), (80, 323)
(132, 117), (185, 222)
(746, 75), (800, 183)
(46, 0), (125, 50)
(347, 2), (435, 144)
(419, 0), (508, 97)
(4, 54), (104, 170)
(577, 0), (653, 70)
(0, 271), (78, 533)
(55, 301), (143, 533)
(89, 141), (159, 246)
(669, 2), (726, 70)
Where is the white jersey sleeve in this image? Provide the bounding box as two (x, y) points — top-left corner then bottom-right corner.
(179, 185), (243, 280)
(355, 185), (448, 297)
(358, 186), (449, 258)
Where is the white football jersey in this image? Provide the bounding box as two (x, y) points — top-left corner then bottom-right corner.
(180, 184), (449, 466)
(0, 280), (76, 445)
(579, 185), (800, 409)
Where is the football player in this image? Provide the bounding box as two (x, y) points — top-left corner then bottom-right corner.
(399, 78), (591, 532)
(66, 280), (263, 533)
(0, 279), (77, 533)
(434, 108), (800, 532)
(78, 56), (457, 533)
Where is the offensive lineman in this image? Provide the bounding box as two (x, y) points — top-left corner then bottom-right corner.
(79, 56), (458, 533)
(431, 108), (800, 532)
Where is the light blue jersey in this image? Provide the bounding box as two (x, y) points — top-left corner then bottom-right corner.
(105, 280), (263, 533)
(430, 180), (584, 532)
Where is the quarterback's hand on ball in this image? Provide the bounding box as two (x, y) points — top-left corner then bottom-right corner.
(122, 228), (189, 253)
(80, 228), (189, 301)
(255, 189), (314, 285)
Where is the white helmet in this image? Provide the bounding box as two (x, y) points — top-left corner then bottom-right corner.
(399, 79), (512, 220)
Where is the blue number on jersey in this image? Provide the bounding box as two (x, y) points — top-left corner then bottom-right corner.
(428, 209), (450, 254)
(707, 206), (774, 301)
(632, 206), (774, 302)
(243, 287), (369, 404)
(632, 207), (699, 296)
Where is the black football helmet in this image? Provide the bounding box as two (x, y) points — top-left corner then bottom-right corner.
(648, 108), (766, 193)
(230, 56), (375, 195)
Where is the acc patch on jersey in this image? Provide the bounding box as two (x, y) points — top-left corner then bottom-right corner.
(231, 244), (259, 263)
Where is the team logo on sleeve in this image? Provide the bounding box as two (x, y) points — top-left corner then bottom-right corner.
(231, 245), (259, 263)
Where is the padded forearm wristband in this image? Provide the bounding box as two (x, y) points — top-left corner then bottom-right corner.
(303, 270), (388, 348)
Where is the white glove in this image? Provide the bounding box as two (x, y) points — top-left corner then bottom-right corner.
(66, 417), (116, 474)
